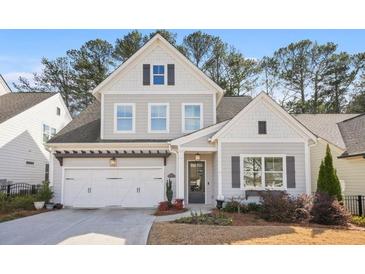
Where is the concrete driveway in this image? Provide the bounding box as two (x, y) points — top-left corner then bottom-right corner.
(0, 208), (155, 245)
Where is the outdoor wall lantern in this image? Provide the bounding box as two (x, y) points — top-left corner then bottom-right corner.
(195, 153), (201, 161)
(110, 157), (117, 167)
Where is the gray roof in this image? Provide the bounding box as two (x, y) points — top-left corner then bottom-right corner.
(294, 114), (358, 149)
(216, 96), (252, 122)
(337, 114), (365, 157)
(0, 92), (55, 124)
(48, 100), (101, 143)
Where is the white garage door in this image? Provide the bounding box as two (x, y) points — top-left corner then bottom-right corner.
(63, 168), (164, 208)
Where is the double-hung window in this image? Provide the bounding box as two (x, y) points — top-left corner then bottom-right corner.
(182, 103), (202, 132)
(149, 103), (169, 133)
(115, 103), (135, 133)
(242, 155), (285, 189)
(153, 65), (164, 85)
(43, 124), (56, 142)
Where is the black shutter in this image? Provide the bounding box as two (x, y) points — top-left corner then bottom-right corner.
(286, 156), (296, 188)
(143, 64), (150, 85)
(231, 156), (240, 188)
(167, 64), (175, 85)
(258, 121), (267, 134)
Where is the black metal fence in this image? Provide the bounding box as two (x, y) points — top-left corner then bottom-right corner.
(0, 183), (40, 197)
(344, 195), (365, 216)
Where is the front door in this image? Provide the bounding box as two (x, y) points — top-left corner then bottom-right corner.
(188, 161), (205, 204)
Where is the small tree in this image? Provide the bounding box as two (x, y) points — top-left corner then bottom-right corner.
(317, 144), (342, 201)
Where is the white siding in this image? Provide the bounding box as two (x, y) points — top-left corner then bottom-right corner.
(103, 43), (212, 92)
(0, 94), (71, 185)
(220, 99), (303, 140)
(103, 94), (214, 140)
(310, 139), (365, 195)
(221, 142), (306, 198)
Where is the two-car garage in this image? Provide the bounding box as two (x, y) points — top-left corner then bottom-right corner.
(62, 167), (164, 208)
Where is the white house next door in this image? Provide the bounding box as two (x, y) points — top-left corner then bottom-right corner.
(63, 167), (164, 208)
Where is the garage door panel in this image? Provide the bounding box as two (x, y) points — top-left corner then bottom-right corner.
(63, 167), (164, 208)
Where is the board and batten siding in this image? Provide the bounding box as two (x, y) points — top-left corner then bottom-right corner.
(310, 139), (365, 195)
(0, 94), (71, 185)
(51, 154), (177, 203)
(220, 142), (306, 198)
(103, 94), (214, 140)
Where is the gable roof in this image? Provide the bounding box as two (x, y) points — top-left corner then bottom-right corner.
(91, 34), (225, 102)
(0, 92), (55, 124)
(337, 114), (365, 158)
(295, 114), (358, 150)
(0, 74), (11, 95)
(216, 96), (252, 122)
(211, 92), (317, 142)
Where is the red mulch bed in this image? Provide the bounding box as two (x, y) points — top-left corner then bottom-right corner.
(154, 208), (189, 216)
(0, 209), (51, 223)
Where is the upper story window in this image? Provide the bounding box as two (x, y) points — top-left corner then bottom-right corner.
(43, 124), (56, 143)
(149, 103), (169, 133)
(153, 65), (165, 85)
(242, 155), (285, 189)
(115, 103), (135, 133)
(182, 103), (203, 132)
(56, 107), (61, 116)
(258, 121), (267, 134)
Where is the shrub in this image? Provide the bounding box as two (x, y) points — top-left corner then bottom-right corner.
(36, 181), (53, 203)
(166, 179), (173, 206)
(351, 216), (365, 227)
(259, 191), (311, 223)
(317, 144), (342, 201)
(9, 195), (36, 211)
(247, 202), (263, 213)
(223, 199), (241, 213)
(175, 211), (233, 226)
(0, 192), (11, 212)
(310, 192), (350, 226)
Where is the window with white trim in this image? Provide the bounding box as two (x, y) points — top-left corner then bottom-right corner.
(153, 65), (164, 85)
(183, 104), (202, 132)
(149, 104), (169, 132)
(43, 124), (56, 142)
(115, 104), (135, 132)
(242, 156), (284, 189)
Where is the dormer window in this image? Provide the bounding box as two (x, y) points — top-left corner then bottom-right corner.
(153, 65), (165, 85)
(258, 121), (267, 134)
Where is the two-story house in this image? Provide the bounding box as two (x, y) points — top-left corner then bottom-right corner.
(0, 78), (72, 185)
(46, 34), (323, 208)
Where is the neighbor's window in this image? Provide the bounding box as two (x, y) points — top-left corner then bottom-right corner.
(43, 124), (56, 142)
(242, 156), (284, 189)
(149, 104), (168, 132)
(115, 104), (135, 132)
(183, 104), (202, 132)
(153, 65), (164, 85)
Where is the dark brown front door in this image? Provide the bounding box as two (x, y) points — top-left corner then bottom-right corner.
(188, 161), (205, 204)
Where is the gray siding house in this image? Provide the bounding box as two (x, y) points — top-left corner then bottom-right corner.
(46, 34), (322, 208)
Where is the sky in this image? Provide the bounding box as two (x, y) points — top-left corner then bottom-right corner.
(1, 29), (365, 87)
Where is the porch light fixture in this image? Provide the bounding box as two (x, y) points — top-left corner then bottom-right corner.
(110, 157), (117, 167)
(195, 153), (201, 161)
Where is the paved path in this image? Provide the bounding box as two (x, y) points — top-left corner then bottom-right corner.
(0, 208), (155, 245)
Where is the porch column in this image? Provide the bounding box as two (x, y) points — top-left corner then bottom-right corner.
(217, 140), (223, 199)
(176, 149), (185, 200)
(304, 140), (311, 195)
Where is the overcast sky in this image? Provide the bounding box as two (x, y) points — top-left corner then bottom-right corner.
(1, 29), (365, 87)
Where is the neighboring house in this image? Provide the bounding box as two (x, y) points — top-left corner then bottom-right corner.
(0, 74), (11, 96)
(0, 87), (72, 185)
(295, 114), (365, 195)
(47, 34), (318, 208)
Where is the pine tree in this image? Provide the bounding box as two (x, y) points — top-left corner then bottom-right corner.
(316, 144), (342, 201)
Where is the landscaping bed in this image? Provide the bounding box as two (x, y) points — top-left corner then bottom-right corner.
(0, 209), (50, 223)
(154, 208), (188, 216)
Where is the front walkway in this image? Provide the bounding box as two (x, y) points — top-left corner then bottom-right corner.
(0, 208), (155, 245)
(155, 204), (214, 222)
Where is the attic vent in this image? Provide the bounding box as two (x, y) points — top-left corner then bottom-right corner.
(258, 121), (267, 134)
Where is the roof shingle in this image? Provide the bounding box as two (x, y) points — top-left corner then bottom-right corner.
(337, 114), (365, 157)
(0, 92), (55, 124)
(216, 96), (252, 122)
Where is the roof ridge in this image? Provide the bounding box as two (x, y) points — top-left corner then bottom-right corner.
(338, 113), (365, 123)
